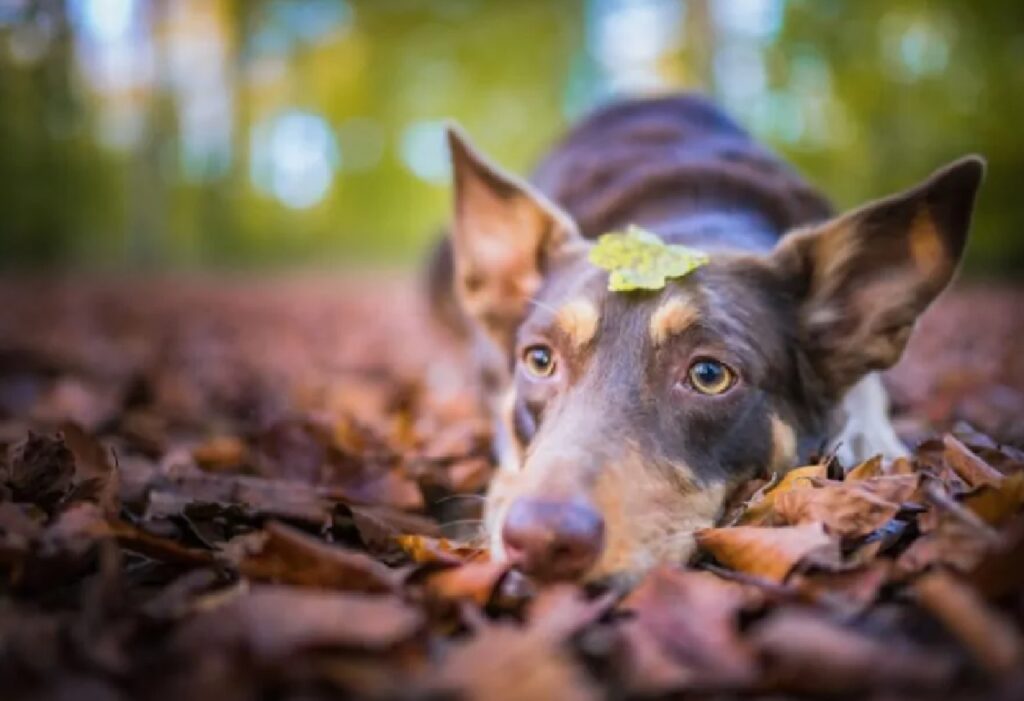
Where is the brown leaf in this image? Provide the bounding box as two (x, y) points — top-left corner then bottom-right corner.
(11, 501), (212, 591)
(718, 476), (769, 527)
(618, 567), (758, 692)
(2, 432), (74, 512)
(348, 504), (440, 556)
(61, 423), (120, 516)
(944, 433), (1005, 488)
(736, 464), (827, 526)
(176, 585), (422, 661)
(888, 456), (918, 476)
(431, 624), (598, 701)
(750, 608), (955, 693)
(105, 517), (217, 567)
(395, 533), (484, 565)
(145, 472), (341, 526)
(914, 570), (1024, 677)
(527, 584), (615, 639)
(337, 466), (423, 511)
(428, 589), (603, 701)
(774, 482), (901, 537)
(192, 435), (248, 472)
(235, 521), (397, 592)
(845, 454), (883, 481)
(696, 522), (840, 582)
(898, 527), (991, 574)
(423, 560), (507, 606)
(963, 471), (1024, 526)
(851, 472), (922, 503)
(968, 516), (1024, 598)
(792, 559), (892, 613)
(899, 476), (1022, 574)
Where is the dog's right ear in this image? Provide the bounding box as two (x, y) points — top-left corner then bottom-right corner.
(771, 155), (984, 396)
(447, 126), (583, 353)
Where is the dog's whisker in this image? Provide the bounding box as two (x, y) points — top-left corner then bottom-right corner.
(433, 494), (487, 505)
(439, 521), (490, 544)
(440, 518), (485, 528)
(439, 518), (487, 539)
(527, 297), (559, 315)
(467, 537), (490, 550)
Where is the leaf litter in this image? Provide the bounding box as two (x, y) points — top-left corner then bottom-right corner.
(0, 277), (1023, 700)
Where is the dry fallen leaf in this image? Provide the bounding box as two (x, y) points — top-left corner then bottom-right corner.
(618, 567), (758, 692)
(696, 522), (840, 582)
(967, 516), (1024, 598)
(736, 463), (827, 526)
(395, 533), (484, 564)
(60, 422), (120, 516)
(234, 520), (397, 592)
(750, 608), (956, 693)
(428, 585), (606, 701)
(900, 473), (1024, 574)
(943, 433), (1005, 488)
(423, 560), (508, 606)
(962, 471), (1024, 526)
(845, 454), (884, 481)
(914, 570), (1024, 677)
(192, 435), (248, 472)
(791, 559), (892, 613)
(773, 481), (902, 537)
(176, 585), (423, 661)
(430, 623), (599, 701)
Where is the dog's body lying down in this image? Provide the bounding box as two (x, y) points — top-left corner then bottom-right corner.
(428, 94), (983, 584)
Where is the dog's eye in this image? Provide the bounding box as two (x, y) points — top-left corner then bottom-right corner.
(687, 359), (735, 395)
(522, 344), (556, 378)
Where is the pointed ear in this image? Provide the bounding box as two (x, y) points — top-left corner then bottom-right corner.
(447, 125), (584, 352)
(773, 155), (985, 394)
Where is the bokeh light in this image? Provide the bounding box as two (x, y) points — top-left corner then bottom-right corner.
(251, 110), (339, 210)
(0, 0), (1022, 272)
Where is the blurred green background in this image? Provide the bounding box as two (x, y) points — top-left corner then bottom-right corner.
(1, 0), (1022, 273)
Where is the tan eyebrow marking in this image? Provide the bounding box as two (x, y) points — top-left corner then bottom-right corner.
(649, 296), (699, 345)
(554, 298), (600, 349)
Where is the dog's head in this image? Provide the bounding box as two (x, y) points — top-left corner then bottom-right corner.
(446, 127), (984, 584)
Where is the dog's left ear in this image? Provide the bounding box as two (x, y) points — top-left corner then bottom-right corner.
(447, 125), (584, 353)
(773, 155), (985, 395)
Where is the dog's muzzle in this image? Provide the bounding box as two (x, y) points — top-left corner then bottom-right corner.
(500, 497), (605, 581)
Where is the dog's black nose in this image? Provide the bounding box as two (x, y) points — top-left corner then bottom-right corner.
(501, 497), (605, 581)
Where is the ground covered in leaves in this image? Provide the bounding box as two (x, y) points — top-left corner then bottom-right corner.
(1, 275), (1023, 701)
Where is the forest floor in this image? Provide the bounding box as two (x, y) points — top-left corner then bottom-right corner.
(0, 274), (1023, 700)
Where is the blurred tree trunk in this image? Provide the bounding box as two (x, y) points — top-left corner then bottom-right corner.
(684, 0), (715, 90)
(126, 0), (173, 266)
(228, 1), (252, 192)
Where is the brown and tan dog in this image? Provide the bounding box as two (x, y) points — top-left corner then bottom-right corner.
(428, 94), (983, 584)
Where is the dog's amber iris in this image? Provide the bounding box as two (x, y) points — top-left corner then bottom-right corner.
(688, 359), (734, 395)
(523, 344), (556, 378)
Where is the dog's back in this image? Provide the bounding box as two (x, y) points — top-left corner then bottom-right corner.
(429, 94), (832, 334)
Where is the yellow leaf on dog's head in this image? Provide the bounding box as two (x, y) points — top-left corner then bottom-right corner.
(589, 225), (709, 292)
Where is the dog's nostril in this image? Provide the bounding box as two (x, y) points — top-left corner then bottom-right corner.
(501, 497), (605, 581)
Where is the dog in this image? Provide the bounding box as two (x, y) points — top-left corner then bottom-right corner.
(427, 94), (984, 584)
